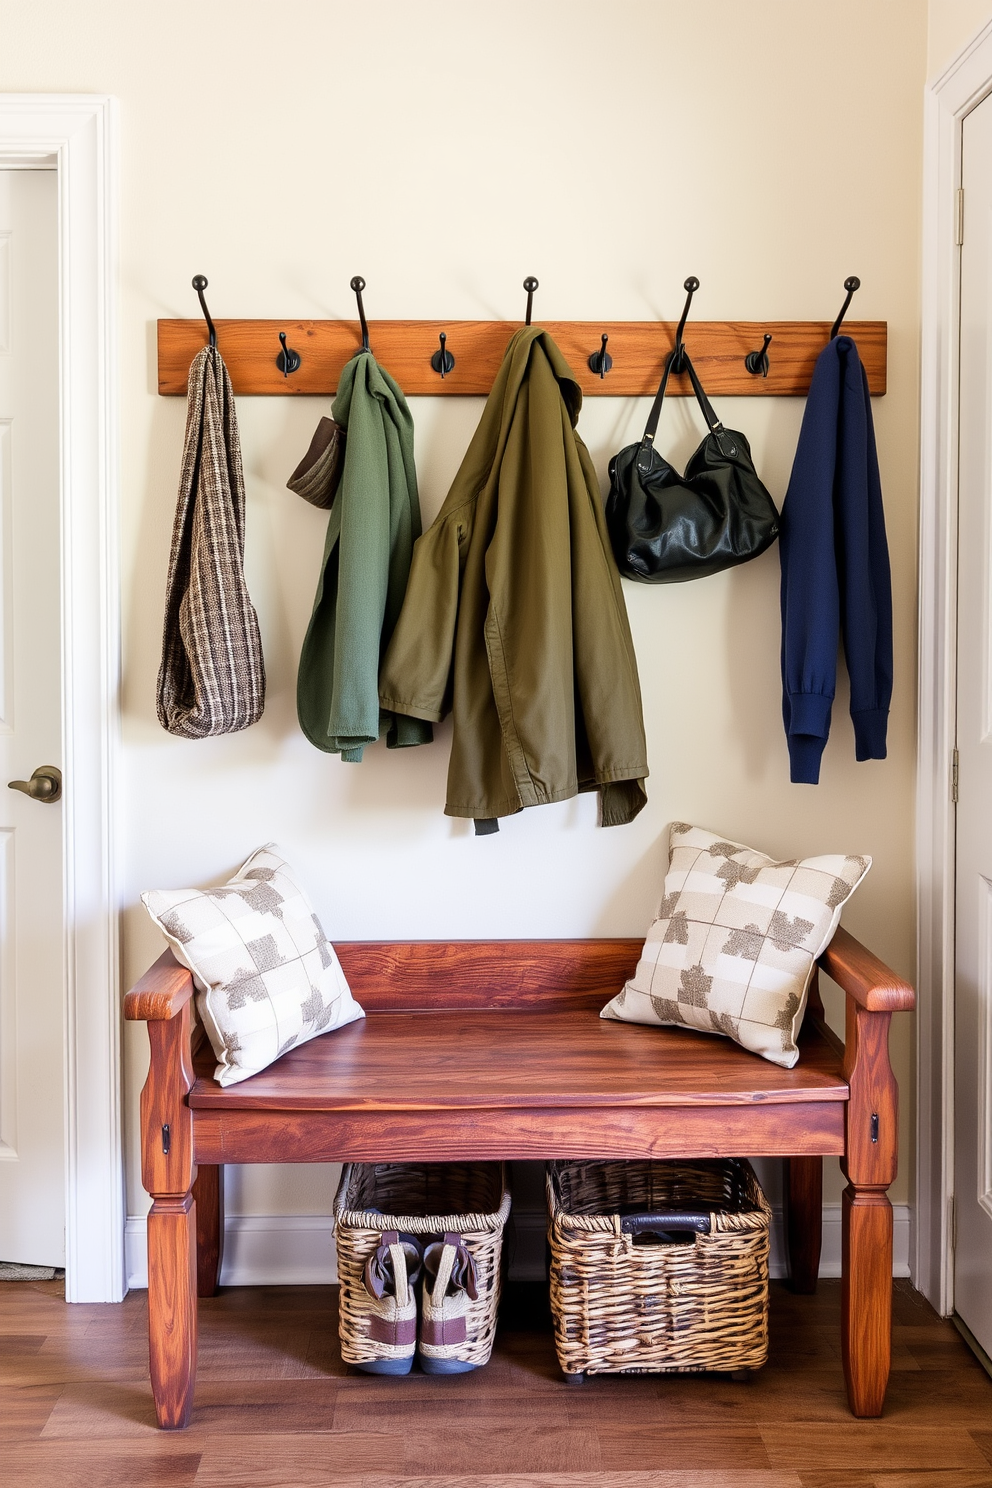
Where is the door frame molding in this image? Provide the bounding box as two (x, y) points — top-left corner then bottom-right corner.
(0, 96), (122, 1301)
(918, 24), (992, 1313)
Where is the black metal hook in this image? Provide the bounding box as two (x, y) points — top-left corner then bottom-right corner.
(350, 275), (371, 353)
(277, 331), (301, 378)
(192, 274), (216, 349)
(430, 331), (455, 380)
(745, 333), (773, 378)
(830, 276), (861, 340)
(523, 276), (539, 326)
(671, 276), (699, 374)
(588, 332), (613, 379)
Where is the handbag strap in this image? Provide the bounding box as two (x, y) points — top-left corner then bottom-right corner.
(637, 347), (725, 474)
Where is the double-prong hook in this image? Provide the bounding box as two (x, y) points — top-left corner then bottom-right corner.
(192, 274), (216, 349)
(431, 331), (455, 379)
(671, 276), (699, 374)
(351, 275), (371, 353)
(830, 276), (861, 340)
(523, 276), (539, 326)
(588, 333), (613, 379)
(745, 332), (773, 377)
(277, 331), (301, 378)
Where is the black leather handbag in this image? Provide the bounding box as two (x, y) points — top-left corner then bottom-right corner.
(605, 348), (779, 583)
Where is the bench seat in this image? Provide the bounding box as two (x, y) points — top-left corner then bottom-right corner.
(125, 927), (914, 1430)
(189, 1012), (847, 1112)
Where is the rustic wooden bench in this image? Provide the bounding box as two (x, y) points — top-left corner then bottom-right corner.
(124, 930), (914, 1429)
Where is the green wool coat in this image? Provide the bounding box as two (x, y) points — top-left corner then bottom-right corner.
(378, 326), (648, 828)
(297, 352), (432, 760)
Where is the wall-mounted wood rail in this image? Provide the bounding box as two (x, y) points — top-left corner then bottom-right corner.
(157, 318), (887, 399)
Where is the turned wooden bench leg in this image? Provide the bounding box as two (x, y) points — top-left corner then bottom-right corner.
(841, 1001), (898, 1417)
(784, 1155), (822, 1293)
(193, 1164), (224, 1298)
(139, 996), (199, 1428)
(841, 1184), (892, 1417)
(148, 1191), (198, 1429)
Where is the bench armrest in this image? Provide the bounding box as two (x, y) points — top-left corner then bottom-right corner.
(124, 948), (194, 1022)
(818, 925), (915, 1014)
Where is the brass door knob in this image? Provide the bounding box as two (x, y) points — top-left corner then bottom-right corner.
(8, 766), (62, 803)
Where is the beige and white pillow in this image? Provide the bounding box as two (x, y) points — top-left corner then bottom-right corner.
(601, 824), (870, 1068)
(142, 844), (364, 1086)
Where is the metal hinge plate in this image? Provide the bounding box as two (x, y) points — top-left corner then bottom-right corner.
(957, 188), (965, 246)
(952, 748), (959, 803)
(949, 1193), (957, 1252)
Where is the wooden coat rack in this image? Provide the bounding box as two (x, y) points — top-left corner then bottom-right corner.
(157, 318), (886, 399)
(158, 277), (886, 398)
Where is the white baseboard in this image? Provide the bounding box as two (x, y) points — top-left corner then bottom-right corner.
(125, 1214), (340, 1289)
(125, 1203), (912, 1291)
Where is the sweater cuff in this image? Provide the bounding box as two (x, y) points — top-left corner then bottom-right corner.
(788, 735), (826, 785)
(852, 708), (888, 762)
(785, 692), (833, 786)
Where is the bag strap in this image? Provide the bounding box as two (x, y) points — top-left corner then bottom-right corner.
(637, 347), (725, 474)
(681, 352), (725, 435)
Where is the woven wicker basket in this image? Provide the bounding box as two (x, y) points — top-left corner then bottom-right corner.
(547, 1158), (770, 1378)
(334, 1162), (511, 1371)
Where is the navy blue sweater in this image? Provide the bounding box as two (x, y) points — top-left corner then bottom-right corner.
(779, 336), (892, 784)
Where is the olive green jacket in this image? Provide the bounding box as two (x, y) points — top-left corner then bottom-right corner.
(297, 352), (432, 761)
(378, 327), (648, 827)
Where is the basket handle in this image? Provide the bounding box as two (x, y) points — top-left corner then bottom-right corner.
(620, 1210), (712, 1238)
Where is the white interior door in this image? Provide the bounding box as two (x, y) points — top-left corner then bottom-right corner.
(0, 168), (64, 1267)
(954, 91), (992, 1359)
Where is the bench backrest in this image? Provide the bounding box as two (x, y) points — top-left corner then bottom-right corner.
(333, 939), (643, 1011)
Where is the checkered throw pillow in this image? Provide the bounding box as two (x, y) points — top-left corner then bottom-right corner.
(601, 824), (871, 1067)
(142, 845), (364, 1086)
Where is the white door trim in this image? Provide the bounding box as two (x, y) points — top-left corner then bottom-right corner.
(917, 24), (992, 1314)
(0, 95), (121, 1302)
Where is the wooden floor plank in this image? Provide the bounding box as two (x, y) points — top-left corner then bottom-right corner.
(0, 1333), (46, 1354)
(795, 1474), (875, 1488)
(761, 1423), (991, 1470)
(0, 1278), (985, 1484)
(40, 1379), (342, 1438)
(872, 1472), (992, 1488)
(0, 1381), (63, 1439)
(193, 1431), (406, 1483)
(356, 1476), (804, 1488)
(0, 1439), (202, 1486)
(595, 1426), (770, 1471)
(401, 1425), (602, 1476)
(972, 1435), (992, 1467)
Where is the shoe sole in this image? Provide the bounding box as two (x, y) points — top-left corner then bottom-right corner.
(354, 1357), (415, 1375)
(418, 1356), (478, 1375)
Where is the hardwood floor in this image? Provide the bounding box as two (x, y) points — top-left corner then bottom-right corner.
(1, 1277), (990, 1487)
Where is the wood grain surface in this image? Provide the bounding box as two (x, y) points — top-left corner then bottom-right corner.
(123, 950), (193, 1023)
(333, 939), (643, 1011)
(191, 1167), (223, 1300)
(190, 1100), (846, 1167)
(185, 1010), (847, 1111)
(819, 928), (915, 1013)
(2, 1276), (989, 1484)
(146, 1195), (198, 1430)
(157, 318), (887, 398)
(785, 1156), (824, 1295)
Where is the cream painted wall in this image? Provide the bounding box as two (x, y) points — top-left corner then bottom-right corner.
(0, 0), (926, 1231)
(928, 0), (992, 74)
